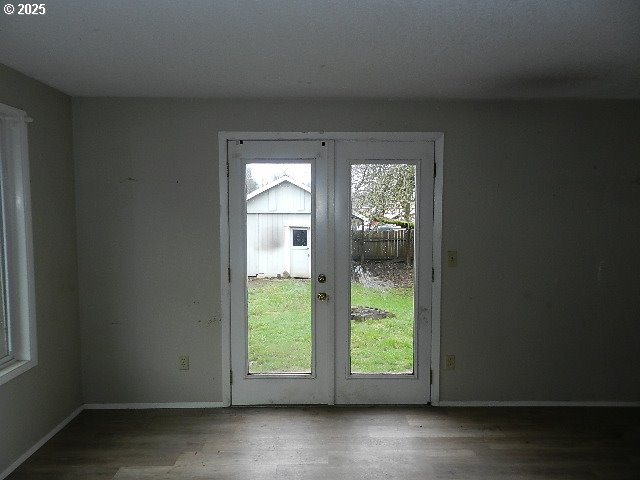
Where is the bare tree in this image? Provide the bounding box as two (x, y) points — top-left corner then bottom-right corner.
(245, 168), (259, 194)
(351, 164), (416, 226)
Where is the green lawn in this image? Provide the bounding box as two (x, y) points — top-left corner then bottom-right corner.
(247, 278), (414, 374)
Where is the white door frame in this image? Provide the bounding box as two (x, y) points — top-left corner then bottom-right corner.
(218, 132), (444, 406)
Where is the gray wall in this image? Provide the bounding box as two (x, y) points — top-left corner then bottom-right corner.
(72, 98), (640, 404)
(0, 66), (81, 471)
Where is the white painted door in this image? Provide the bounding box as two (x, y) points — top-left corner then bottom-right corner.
(289, 227), (311, 278)
(228, 137), (434, 405)
(334, 140), (434, 404)
(229, 140), (333, 405)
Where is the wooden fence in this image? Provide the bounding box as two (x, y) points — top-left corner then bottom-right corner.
(351, 229), (414, 262)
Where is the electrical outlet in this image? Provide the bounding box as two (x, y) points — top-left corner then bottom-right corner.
(445, 354), (456, 370)
(178, 355), (189, 370)
(447, 250), (458, 267)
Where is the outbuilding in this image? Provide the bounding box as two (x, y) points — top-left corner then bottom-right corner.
(246, 176), (311, 278)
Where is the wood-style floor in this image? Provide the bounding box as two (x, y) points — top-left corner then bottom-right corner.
(7, 407), (640, 479)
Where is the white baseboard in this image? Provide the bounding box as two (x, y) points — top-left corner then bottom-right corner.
(0, 405), (84, 480)
(436, 401), (640, 407)
(84, 402), (226, 409)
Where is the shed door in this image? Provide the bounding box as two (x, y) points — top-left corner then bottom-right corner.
(290, 227), (310, 278)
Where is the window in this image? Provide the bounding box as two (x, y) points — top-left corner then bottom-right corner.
(0, 103), (37, 385)
(292, 228), (307, 247)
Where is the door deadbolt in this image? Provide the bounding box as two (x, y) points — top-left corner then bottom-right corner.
(317, 292), (327, 301)
(317, 274), (327, 283)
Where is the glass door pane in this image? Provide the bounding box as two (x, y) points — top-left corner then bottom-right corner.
(245, 163), (313, 374)
(349, 163), (416, 374)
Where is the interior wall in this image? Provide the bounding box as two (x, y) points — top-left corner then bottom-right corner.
(0, 66), (81, 472)
(72, 97), (640, 404)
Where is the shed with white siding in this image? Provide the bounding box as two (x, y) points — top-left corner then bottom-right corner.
(246, 176), (311, 278)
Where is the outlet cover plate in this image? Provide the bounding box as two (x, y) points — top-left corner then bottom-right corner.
(178, 355), (190, 370)
(445, 354), (456, 370)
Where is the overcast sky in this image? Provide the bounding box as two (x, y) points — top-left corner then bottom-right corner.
(247, 163), (311, 187)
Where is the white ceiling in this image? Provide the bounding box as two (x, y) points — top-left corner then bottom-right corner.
(1, 0), (639, 98)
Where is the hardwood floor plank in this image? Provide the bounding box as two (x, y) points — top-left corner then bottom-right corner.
(6, 407), (639, 480)
(174, 450), (329, 466)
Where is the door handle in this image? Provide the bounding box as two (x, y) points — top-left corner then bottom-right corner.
(317, 292), (328, 301)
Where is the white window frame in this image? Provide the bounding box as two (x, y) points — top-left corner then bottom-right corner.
(0, 102), (37, 385)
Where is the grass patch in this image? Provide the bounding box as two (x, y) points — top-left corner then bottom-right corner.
(247, 279), (312, 373)
(350, 283), (414, 373)
(247, 278), (413, 374)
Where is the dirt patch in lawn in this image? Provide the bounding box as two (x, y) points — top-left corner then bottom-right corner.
(350, 306), (395, 321)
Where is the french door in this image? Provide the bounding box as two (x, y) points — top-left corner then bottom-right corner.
(229, 140), (333, 404)
(228, 137), (434, 405)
